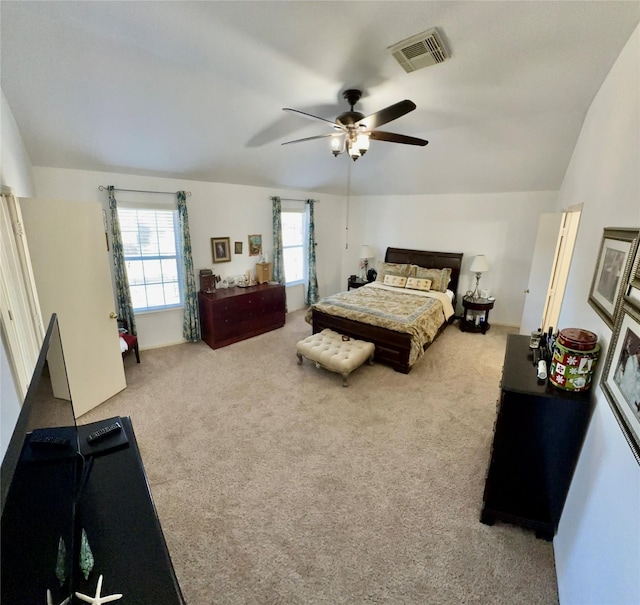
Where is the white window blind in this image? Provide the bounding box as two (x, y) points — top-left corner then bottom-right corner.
(282, 208), (307, 285)
(118, 207), (183, 312)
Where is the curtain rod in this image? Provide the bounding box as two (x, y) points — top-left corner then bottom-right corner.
(271, 196), (319, 203)
(98, 185), (191, 197)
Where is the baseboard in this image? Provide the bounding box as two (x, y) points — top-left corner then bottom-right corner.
(489, 321), (519, 329)
(139, 340), (187, 351)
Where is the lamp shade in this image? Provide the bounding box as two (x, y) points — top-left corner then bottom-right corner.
(470, 254), (489, 273)
(360, 245), (376, 259)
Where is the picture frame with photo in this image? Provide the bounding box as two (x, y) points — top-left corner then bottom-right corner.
(211, 237), (231, 263)
(248, 234), (262, 257)
(626, 242), (640, 309)
(601, 301), (640, 463)
(235, 241), (243, 255)
(588, 228), (638, 328)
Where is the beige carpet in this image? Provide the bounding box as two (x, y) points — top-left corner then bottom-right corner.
(81, 310), (559, 604)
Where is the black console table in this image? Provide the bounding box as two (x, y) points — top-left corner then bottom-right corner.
(1, 417), (184, 604)
(480, 334), (594, 540)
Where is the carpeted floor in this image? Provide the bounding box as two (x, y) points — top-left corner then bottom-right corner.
(81, 309), (559, 604)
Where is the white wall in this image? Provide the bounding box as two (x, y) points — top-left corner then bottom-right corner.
(33, 167), (344, 348)
(0, 89), (36, 460)
(346, 191), (558, 325)
(1, 90), (36, 197)
(554, 25), (640, 605)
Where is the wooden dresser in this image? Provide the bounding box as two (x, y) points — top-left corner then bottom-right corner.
(198, 284), (286, 349)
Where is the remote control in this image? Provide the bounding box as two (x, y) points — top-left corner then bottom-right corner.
(30, 435), (70, 448)
(87, 421), (122, 445)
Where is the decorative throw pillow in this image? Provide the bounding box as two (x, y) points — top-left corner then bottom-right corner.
(405, 277), (432, 292)
(383, 274), (408, 288)
(413, 267), (452, 293)
(376, 262), (413, 282)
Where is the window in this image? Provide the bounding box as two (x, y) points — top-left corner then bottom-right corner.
(282, 208), (307, 285)
(118, 207), (183, 312)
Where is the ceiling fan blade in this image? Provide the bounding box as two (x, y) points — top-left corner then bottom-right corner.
(282, 108), (341, 129)
(356, 100), (416, 130)
(369, 130), (428, 146)
(281, 133), (343, 146)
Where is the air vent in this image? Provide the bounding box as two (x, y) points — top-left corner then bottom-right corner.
(388, 28), (449, 73)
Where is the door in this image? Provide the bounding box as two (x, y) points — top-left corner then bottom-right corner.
(541, 210), (581, 332)
(520, 213), (563, 335)
(19, 198), (126, 417)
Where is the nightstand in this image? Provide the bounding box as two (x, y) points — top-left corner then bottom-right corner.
(348, 276), (367, 290)
(461, 296), (495, 334)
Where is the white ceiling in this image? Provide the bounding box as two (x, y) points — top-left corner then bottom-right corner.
(2, 1), (639, 196)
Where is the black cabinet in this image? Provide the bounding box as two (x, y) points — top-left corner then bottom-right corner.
(480, 334), (594, 540)
(1, 417), (184, 604)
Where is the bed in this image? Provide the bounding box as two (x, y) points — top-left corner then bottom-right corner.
(307, 247), (463, 374)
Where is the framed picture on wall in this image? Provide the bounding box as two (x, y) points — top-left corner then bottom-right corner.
(626, 243), (640, 309)
(211, 237), (231, 262)
(588, 228), (639, 328)
(234, 241), (243, 255)
(248, 234), (262, 256)
(601, 301), (640, 463)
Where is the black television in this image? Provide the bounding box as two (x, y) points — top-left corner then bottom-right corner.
(1, 314), (81, 604)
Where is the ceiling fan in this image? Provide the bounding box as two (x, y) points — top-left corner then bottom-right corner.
(282, 89), (428, 161)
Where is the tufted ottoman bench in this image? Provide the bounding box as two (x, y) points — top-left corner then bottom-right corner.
(296, 329), (375, 387)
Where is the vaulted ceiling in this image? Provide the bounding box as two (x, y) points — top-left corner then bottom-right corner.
(2, 1), (639, 196)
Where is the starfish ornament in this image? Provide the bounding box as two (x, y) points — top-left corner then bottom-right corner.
(74, 575), (122, 604)
(46, 589), (70, 605)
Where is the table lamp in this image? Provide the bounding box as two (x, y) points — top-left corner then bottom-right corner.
(360, 245), (376, 280)
(470, 254), (489, 299)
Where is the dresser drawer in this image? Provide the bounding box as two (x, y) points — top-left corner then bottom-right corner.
(198, 285), (285, 349)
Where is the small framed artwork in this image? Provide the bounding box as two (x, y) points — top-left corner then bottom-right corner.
(211, 237), (231, 263)
(234, 241), (243, 255)
(626, 244), (640, 310)
(601, 302), (640, 463)
(248, 234), (262, 257)
(588, 228), (639, 328)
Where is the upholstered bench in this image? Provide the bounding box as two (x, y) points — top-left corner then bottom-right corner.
(296, 329), (375, 387)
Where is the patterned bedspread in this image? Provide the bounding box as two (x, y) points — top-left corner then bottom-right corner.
(306, 283), (453, 366)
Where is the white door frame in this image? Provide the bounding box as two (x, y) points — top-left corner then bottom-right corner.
(0, 190), (44, 398)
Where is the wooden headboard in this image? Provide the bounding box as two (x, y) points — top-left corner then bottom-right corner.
(385, 247), (464, 300)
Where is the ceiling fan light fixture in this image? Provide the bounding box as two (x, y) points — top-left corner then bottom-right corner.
(283, 88), (428, 159)
(348, 143), (361, 161)
(356, 133), (370, 155)
(331, 136), (344, 157)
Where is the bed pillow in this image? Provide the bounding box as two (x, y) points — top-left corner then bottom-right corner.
(376, 262), (414, 282)
(383, 274), (408, 288)
(413, 266), (452, 293)
(405, 277), (432, 292)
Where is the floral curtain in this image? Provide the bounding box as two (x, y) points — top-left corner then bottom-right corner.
(107, 186), (137, 335)
(271, 196), (286, 284)
(177, 191), (200, 342)
(305, 199), (319, 305)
